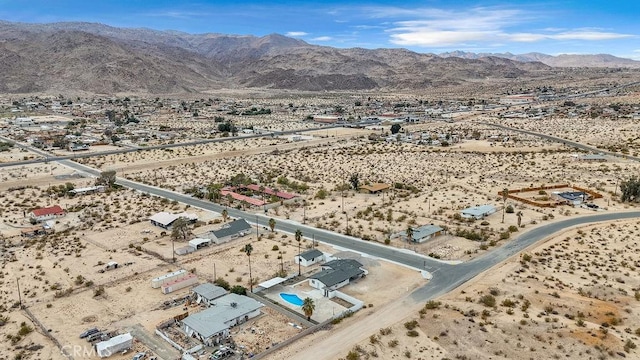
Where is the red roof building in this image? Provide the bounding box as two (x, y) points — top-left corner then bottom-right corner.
(30, 205), (65, 222)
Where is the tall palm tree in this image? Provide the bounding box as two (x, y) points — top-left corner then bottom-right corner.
(244, 243), (253, 292)
(295, 229), (303, 276)
(516, 211), (523, 227)
(301, 297), (315, 321)
(406, 226), (414, 243)
(268, 218), (276, 232)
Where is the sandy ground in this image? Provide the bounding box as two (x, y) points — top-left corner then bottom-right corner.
(2, 92), (640, 360)
(332, 218), (640, 359)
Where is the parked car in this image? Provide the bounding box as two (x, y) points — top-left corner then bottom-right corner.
(79, 327), (99, 339)
(210, 347), (233, 360)
(86, 332), (105, 342)
(132, 352), (146, 360)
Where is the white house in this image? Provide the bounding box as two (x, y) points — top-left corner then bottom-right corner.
(182, 293), (263, 346)
(460, 205), (497, 220)
(191, 283), (228, 306)
(294, 249), (325, 267)
(309, 259), (367, 296)
(29, 205), (65, 223)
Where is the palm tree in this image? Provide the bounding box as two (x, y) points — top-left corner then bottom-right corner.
(295, 229), (303, 276)
(244, 243), (253, 292)
(516, 211), (523, 227)
(406, 226), (414, 243)
(301, 297), (315, 321)
(268, 218), (276, 232)
(221, 209), (228, 223)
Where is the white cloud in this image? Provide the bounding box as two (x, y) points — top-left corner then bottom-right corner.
(143, 10), (210, 19)
(383, 6), (635, 47)
(285, 31), (308, 37)
(311, 36), (332, 41)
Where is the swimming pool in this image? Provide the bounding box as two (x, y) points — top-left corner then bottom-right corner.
(280, 293), (304, 306)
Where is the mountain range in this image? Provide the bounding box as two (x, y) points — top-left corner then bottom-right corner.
(0, 21), (638, 94)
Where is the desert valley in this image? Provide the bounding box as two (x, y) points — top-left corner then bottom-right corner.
(1, 17), (640, 360)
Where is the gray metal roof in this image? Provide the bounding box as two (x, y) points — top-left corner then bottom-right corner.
(399, 224), (443, 241)
(192, 283), (227, 301)
(182, 293), (263, 339)
(461, 204), (496, 216)
(299, 249), (323, 261)
(310, 259), (364, 287)
(212, 219), (252, 239)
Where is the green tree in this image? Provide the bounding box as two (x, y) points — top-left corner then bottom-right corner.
(268, 218), (276, 232)
(221, 209), (229, 222)
(302, 297), (316, 320)
(405, 226), (414, 242)
(349, 173), (360, 190)
(171, 217), (190, 241)
(95, 170), (117, 188)
(621, 176), (640, 202)
(295, 229), (303, 276)
(244, 243), (254, 292)
(390, 123), (402, 134)
(516, 211), (523, 227)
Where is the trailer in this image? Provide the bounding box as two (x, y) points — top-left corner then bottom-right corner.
(95, 333), (133, 358)
(152, 269), (188, 289)
(162, 273), (198, 294)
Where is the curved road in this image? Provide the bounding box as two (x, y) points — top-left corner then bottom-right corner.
(55, 158), (640, 302)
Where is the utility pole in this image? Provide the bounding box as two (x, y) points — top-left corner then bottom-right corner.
(213, 262), (216, 281)
(302, 200), (306, 224)
(255, 214), (259, 240)
(279, 251), (284, 273)
(172, 238), (175, 263)
(16, 278), (23, 309)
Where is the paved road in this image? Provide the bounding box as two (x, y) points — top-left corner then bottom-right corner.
(57, 158), (640, 302)
(485, 123), (640, 162)
(0, 125), (340, 168)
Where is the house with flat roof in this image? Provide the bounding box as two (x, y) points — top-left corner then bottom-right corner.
(149, 212), (198, 229)
(359, 183), (391, 194)
(395, 224), (444, 243)
(460, 205), (497, 220)
(309, 259), (367, 296)
(191, 283), (228, 306)
(182, 293), (263, 346)
(294, 249), (325, 267)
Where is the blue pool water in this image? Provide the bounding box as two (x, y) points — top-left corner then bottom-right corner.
(280, 293), (304, 306)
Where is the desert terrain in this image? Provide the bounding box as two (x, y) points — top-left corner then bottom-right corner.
(1, 79), (640, 360)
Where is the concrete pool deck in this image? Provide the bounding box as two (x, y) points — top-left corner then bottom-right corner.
(261, 281), (350, 322)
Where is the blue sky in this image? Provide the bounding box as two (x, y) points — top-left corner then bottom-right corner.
(1, 0), (639, 58)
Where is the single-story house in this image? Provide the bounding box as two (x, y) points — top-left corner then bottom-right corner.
(396, 224), (444, 243)
(191, 283), (228, 306)
(359, 183), (391, 194)
(552, 191), (589, 206)
(69, 185), (105, 195)
(30, 205), (65, 223)
(294, 249), (325, 267)
(20, 225), (53, 237)
(309, 259), (367, 296)
(207, 219), (252, 244)
(149, 212), (198, 229)
(460, 204), (497, 220)
(182, 293), (263, 346)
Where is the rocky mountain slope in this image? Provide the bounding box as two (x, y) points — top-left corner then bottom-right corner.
(439, 50), (640, 68)
(1, 20), (629, 94)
